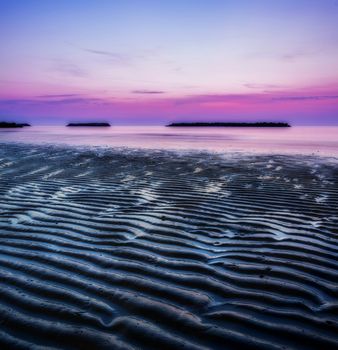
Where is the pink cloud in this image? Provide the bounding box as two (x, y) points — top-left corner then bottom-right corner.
(1, 85), (337, 125)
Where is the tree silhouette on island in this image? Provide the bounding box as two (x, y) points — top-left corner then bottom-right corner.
(167, 122), (291, 127)
(67, 123), (111, 127)
(0, 122), (30, 128)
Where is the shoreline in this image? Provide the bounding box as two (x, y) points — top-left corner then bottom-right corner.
(1, 140), (338, 162)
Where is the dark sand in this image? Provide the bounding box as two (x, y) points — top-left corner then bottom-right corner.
(0, 143), (337, 349)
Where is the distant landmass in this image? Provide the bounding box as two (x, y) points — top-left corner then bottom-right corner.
(167, 122), (291, 127)
(67, 122), (111, 127)
(0, 122), (31, 128)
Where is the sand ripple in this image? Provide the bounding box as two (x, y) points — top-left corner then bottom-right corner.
(0, 144), (337, 349)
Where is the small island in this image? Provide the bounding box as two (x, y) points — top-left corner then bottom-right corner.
(167, 122), (291, 127)
(67, 122), (111, 127)
(0, 122), (31, 128)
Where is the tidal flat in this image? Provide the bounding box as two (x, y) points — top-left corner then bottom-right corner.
(0, 143), (337, 349)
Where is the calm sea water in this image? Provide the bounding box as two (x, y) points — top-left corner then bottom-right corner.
(0, 126), (337, 156)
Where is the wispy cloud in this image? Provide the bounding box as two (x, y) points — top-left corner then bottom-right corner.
(37, 94), (84, 99)
(174, 93), (262, 105)
(2, 90), (338, 114)
(278, 48), (324, 62)
(51, 60), (87, 77)
(0, 97), (108, 105)
(83, 48), (129, 64)
(248, 49), (319, 63)
(273, 95), (338, 101)
(244, 83), (282, 90)
(169, 91), (338, 106)
(279, 52), (308, 61)
(0, 99), (37, 105)
(132, 90), (165, 94)
(45, 97), (105, 105)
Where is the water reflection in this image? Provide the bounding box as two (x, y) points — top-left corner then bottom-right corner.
(0, 126), (337, 156)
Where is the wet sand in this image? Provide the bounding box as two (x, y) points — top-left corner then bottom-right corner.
(0, 143), (337, 349)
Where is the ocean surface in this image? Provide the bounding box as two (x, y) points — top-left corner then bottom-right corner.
(0, 126), (337, 156)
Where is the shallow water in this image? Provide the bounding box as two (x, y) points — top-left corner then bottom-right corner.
(0, 126), (337, 156)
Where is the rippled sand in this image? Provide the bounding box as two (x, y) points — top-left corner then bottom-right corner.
(0, 143), (337, 349)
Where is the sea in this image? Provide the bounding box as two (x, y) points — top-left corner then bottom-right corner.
(0, 126), (337, 157)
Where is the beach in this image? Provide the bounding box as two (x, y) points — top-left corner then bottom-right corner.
(0, 142), (337, 349)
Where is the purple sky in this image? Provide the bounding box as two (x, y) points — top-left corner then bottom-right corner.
(1, 0), (338, 125)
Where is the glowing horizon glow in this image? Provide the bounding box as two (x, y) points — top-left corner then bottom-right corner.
(1, 0), (338, 125)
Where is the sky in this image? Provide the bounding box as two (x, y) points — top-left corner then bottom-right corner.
(1, 0), (338, 125)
